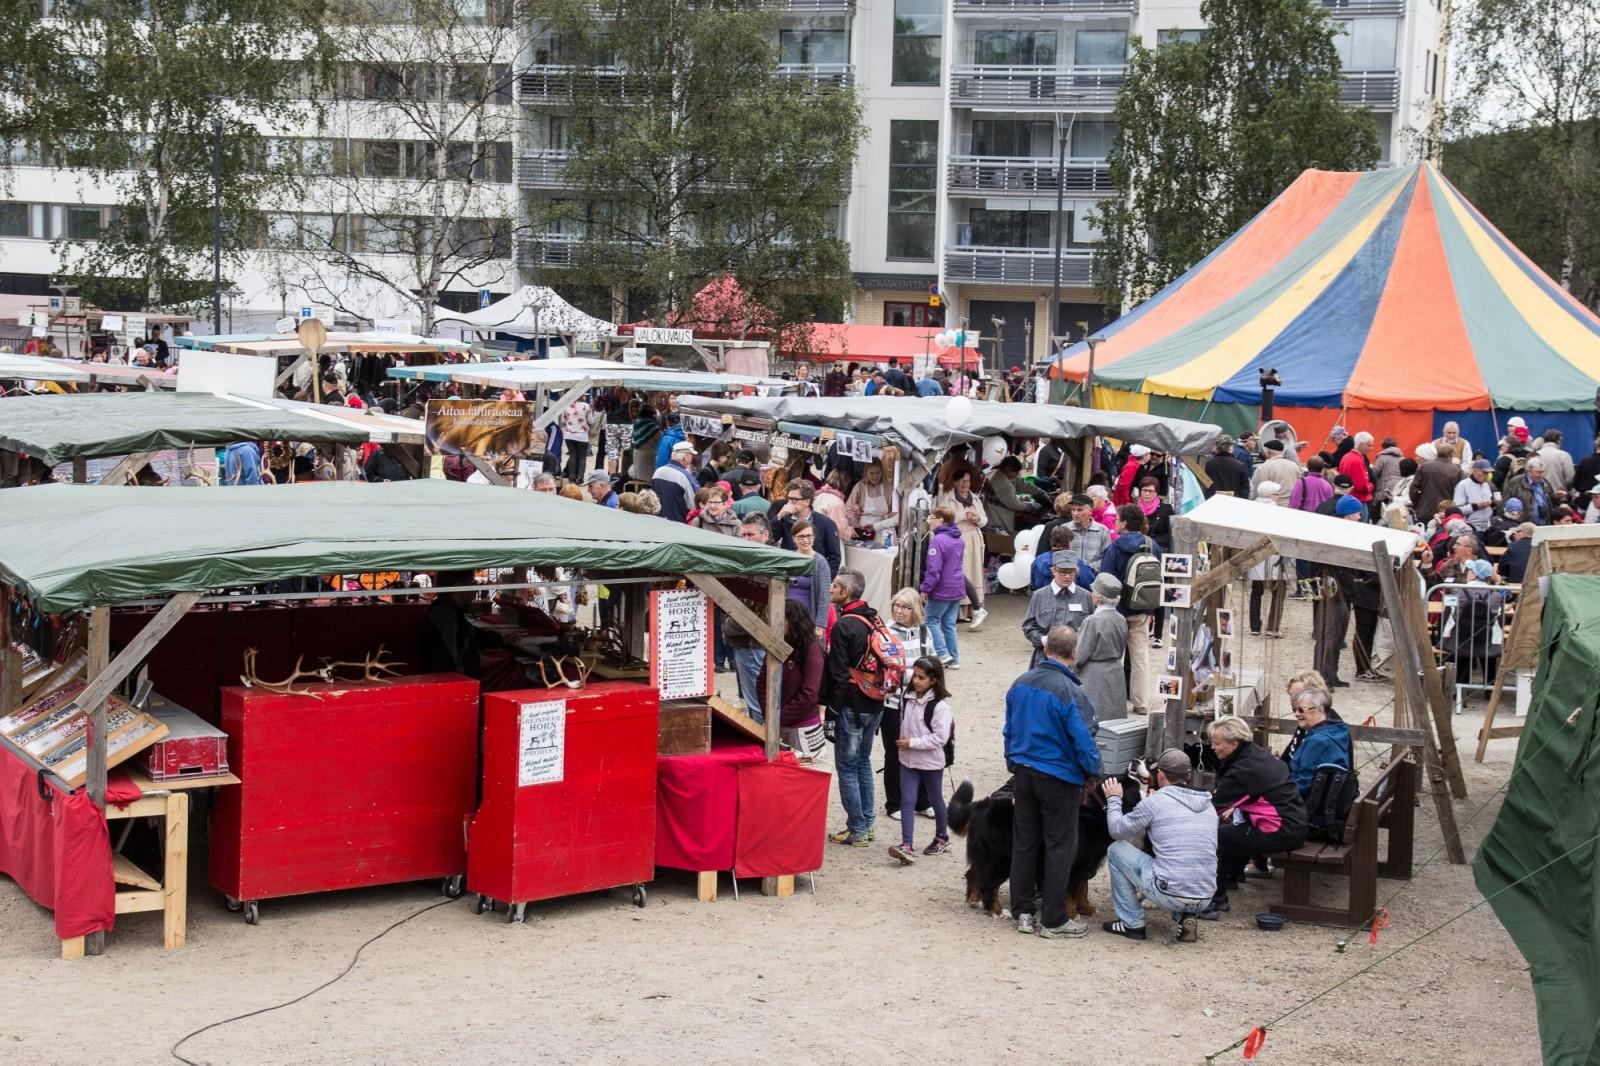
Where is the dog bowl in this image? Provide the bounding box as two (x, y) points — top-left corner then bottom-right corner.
(1255, 913), (1286, 932)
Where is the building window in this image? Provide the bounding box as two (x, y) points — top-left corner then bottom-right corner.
(974, 29), (1056, 66)
(0, 203), (30, 238)
(1333, 19), (1398, 70)
(1074, 30), (1127, 66)
(883, 301), (940, 328)
(892, 0), (941, 85)
(887, 119), (938, 260)
(968, 119), (1050, 158)
(779, 18), (849, 65)
(64, 205), (104, 240)
(966, 208), (1051, 249)
(1157, 29), (1204, 46)
(1070, 120), (1116, 159)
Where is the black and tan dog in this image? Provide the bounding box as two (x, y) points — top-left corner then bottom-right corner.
(948, 764), (1144, 920)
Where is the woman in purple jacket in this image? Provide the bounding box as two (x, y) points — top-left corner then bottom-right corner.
(920, 504), (967, 668)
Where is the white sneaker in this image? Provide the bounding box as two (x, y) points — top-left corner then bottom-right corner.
(968, 607), (988, 631)
(938, 654), (953, 666)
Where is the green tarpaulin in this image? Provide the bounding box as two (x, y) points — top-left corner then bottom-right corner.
(1475, 574), (1600, 1065)
(0, 481), (810, 613)
(0, 392), (417, 466)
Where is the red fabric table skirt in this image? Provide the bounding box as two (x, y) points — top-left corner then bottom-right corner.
(656, 739), (766, 871)
(0, 744), (115, 939)
(656, 739), (829, 876)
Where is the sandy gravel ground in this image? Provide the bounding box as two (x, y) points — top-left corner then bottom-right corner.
(0, 583), (1539, 1065)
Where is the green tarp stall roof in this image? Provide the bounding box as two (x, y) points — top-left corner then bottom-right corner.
(0, 392), (425, 466)
(1475, 573), (1600, 1066)
(678, 395), (1223, 458)
(0, 480), (812, 613)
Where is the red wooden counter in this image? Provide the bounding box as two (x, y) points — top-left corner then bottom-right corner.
(208, 673), (479, 922)
(467, 681), (658, 921)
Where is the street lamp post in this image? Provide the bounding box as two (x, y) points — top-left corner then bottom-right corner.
(1048, 105), (1081, 372)
(212, 115), (223, 336)
(1085, 334), (1102, 408)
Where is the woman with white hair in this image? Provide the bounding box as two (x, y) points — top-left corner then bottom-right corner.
(881, 587), (938, 819)
(1074, 572), (1128, 721)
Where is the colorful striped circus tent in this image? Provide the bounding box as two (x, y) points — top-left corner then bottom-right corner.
(1054, 163), (1600, 454)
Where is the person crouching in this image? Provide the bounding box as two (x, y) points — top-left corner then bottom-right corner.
(1100, 748), (1218, 943)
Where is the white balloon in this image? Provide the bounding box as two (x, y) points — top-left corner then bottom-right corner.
(1014, 527), (1041, 554)
(946, 394), (972, 428)
(982, 434), (1007, 468)
(998, 561), (1031, 590)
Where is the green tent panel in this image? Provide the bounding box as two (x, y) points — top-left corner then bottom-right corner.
(0, 481), (811, 613)
(1475, 574), (1600, 1065)
(0, 392), (394, 466)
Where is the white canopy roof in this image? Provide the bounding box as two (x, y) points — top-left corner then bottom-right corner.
(433, 285), (616, 341)
(0, 354), (177, 388)
(387, 356), (788, 394)
(1175, 494), (1420, 572)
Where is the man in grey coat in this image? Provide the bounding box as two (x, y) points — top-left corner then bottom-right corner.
(1100, 748), (1218, 943)
(1023, 552), (1094, 666)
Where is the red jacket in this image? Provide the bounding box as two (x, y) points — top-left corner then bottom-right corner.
(1113, 457), (1143, 506)
(1338, 450), (1373, 504)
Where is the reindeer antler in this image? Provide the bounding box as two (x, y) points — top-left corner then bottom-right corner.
(537, 654), (594, 691)
(317, 644), (406, 685)
(240, 648), (325, 698)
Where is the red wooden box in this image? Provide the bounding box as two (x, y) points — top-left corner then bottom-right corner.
(209, 674), (479, 906)
(140, 694), (229, 780)
(468, 681), (658, 909)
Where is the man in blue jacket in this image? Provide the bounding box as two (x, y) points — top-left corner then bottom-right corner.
(1003, 625), (1103, 939)
(1029, 524), (1095, 591)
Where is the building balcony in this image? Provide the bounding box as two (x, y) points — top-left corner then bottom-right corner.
(953, 0), (1132, 12)
(518, 65), (640, 105)
(516, 150), (572, 189)
(1319, 0), (1404, 14)
(943, 246), (1094, 287)
(1340, 70), (1399, 111)
(946, 155), (1112, 196)
(774, 0), (854, 10)
(949, 66), (1123, 110)
(518, 235), (579, 268)
(775, 63), (855, 90)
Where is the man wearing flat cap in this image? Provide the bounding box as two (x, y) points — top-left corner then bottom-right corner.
(1101, 748), (1218, 943)
(1022, 550), (1094, 666)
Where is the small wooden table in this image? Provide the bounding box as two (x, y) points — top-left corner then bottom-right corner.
(61, 769), (240, 959)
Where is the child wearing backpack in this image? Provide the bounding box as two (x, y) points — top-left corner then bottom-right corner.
(888, 656), (954, 865)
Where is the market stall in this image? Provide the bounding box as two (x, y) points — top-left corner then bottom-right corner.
(0, 353), (176, 391)
(0, 480), (818, 956)
(0, 390), (425, 486)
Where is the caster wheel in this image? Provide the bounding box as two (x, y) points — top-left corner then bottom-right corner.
(511, 903), (527, 924)
(442, 874), (465, 899)
(243, 901), (259, 925)
(473, 894), (488, 915)
(632, 885), (647, 908)
(224, 896), (242, 913)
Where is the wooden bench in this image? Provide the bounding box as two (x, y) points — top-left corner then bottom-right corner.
(1270, 756), (1417, 926)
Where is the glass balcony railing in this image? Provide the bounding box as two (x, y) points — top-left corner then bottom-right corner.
(949, 65), (1123, 109)
(943, 246), (1094, 286)
(946, 155), (1112, 196)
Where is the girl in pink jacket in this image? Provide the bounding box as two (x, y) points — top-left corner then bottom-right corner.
(888, 657), (955, 865)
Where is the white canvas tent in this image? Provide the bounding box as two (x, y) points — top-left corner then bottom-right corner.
(433, 286), (615, 342)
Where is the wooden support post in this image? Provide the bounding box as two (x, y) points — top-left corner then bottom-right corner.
(1371, 544), (1465, 863)
(696, 870), (717, 903)
(1474, 667), (1513, 763)
(274, 352), (308, 391)
(685, 574), (792, 662)
(759, 579), (786, 898)
(1144, 709), (1166, 761)
(530, 377), (596, 432)
(464, 453), (508, 486)
(0, 584), (18, 719)
(84, 607), (109, 956)
(60, 936), (84, 960)
(763, 579), (783, 761)
(1402, 575), (1469, 799)
(95, 451), (155, 487)
(162, 792), (189, 950)
(1162, 527), (1199, 752)
(72, 456), (87, 484)
(1186, 536), (1274, 604)
(761, 875), (795, 897)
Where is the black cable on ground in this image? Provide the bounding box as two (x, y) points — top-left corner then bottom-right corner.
(171, 896), (460, 1066)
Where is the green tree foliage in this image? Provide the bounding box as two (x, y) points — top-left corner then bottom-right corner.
(533, 0), (864, 337)
(1448, 0), (1600, 307)
(49, 0), (333, 309)
(1092, 0), (1379, 308)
